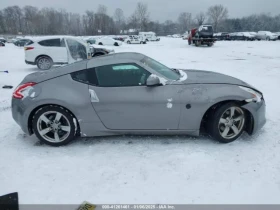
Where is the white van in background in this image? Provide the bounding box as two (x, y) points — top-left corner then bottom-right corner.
(139, 32), (160, 41)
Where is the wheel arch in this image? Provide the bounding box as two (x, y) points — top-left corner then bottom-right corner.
(200, 100), (254, 135)
(28, 104), (80, 136)
(35, 54), (53, 63)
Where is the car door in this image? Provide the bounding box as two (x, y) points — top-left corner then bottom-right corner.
(86, 62), (181, 130)
(38, 38), (67, 63)
(64, 37), (91, 64)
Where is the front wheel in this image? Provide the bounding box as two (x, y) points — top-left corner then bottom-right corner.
(207, 103), (246, 143)
(32, 106), (78, 146)
(98, 42), (103, 45)
(114, 42), (119, 46)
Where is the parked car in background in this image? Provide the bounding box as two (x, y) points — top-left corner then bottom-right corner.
(214, 32), (230, 41)
(125, 35), (146, 44)
(139, 32), (160, 41)
(0, 41), (5, 47)
(113, 37), (125, 42)
(256, 31), (278, 41)
(182, 32), (190, 40)
(24, 36), (91, 70)
(96, 36), (122, 46)
(14, 39), (33, 47)
(12, 52), (266, 146)
(89, 44), (115, 57)
(172, 34), (181, 38)
(275, 32), (280, 40)
(86, 38), (96, 45)
(0, 37), (7, 43)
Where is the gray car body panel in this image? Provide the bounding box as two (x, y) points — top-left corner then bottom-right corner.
(12, 52), (266, 138)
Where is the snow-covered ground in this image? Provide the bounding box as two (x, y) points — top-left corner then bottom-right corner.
(1, 38), (280, 204)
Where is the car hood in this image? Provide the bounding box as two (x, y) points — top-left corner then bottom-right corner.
(171, 69), (254, 88)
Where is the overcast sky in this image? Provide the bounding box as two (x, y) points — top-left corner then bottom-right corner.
(1, 0), (279, 22)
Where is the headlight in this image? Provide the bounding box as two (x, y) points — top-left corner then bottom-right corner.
(239, 86), (262, 102)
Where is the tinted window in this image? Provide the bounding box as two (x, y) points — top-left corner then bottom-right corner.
(71, 68), (98, 86)
(26, 40), (34, 45)
(38, 39), (61, 47)
(95, 63), (151, 87)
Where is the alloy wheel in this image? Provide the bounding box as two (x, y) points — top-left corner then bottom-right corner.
(218, 107), (245, 139)
(36, 111), (71, 143)
(38, 58), (51, 70)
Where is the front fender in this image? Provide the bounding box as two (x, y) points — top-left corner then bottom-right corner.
(178, 84), (253, 130)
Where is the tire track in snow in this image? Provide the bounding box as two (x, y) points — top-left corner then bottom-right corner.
(0, 100), (11, 112)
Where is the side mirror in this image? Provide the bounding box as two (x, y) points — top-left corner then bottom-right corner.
(146, 75), (161, 87)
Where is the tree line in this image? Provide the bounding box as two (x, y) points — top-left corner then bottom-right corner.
(0, 3), (280, 36)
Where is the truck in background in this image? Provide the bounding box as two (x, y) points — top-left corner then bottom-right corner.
(139, 32), (160, 41)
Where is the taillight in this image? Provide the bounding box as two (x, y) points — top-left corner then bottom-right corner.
(24, 47), (34, 51)
(13, 82), (37, 99)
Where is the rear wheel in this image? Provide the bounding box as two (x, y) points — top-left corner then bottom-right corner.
(98, 42), (103, 45)
(32, 106), (77, 146)
(207, 103), (246, 143)
(36, 56), (53, 70)
(114, 42), (119, 46)
(207, 42), (213, 47)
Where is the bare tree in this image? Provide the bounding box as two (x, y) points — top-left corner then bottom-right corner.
(134, 2), (149, 31)
(195, 12), (206, 25)
(207, 4), (228, 32)
(114, 8), (125, 34)
(177, 12), (192, 33)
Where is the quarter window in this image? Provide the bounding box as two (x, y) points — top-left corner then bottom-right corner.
(71, 68), (98, 86)
(95, 63), (151, 87)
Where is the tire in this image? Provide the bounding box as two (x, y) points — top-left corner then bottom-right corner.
(127, 41), (131, 44)
(32, 106), (78, 146)
(114, 42), (119, 46)
(36, 56), (53, 70)
(140, 41), (143, 44)
(98, 42), (103, 45)
(207, 43), (213, 47)
(146, 39), (149, 42)
(207, 102), (246, 143)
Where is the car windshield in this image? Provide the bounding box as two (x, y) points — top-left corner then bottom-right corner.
(140, 56), (180, 80)
(87, 39), (96, 44)
(200, 26), (213, 32)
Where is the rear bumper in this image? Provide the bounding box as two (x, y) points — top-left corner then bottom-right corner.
(242, 99), (266, 135)
(12, 98), (30, 134)
(25, 60), (36, 65)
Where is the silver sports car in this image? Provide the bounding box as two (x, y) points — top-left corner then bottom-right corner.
(12, 53), (266, 146)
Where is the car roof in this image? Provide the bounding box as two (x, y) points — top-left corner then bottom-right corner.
(30, 52), (147, 83)
(31, 35), (77, 42)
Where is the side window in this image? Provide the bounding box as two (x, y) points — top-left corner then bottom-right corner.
(38, 39), (61, 47)
(95, 63), (151, 87)
(71, 68), (98, 86)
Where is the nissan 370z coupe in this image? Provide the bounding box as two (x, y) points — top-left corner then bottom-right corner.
(12, 53), (266, 146)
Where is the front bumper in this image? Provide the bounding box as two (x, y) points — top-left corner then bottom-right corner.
(242, 99), (266, 135)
